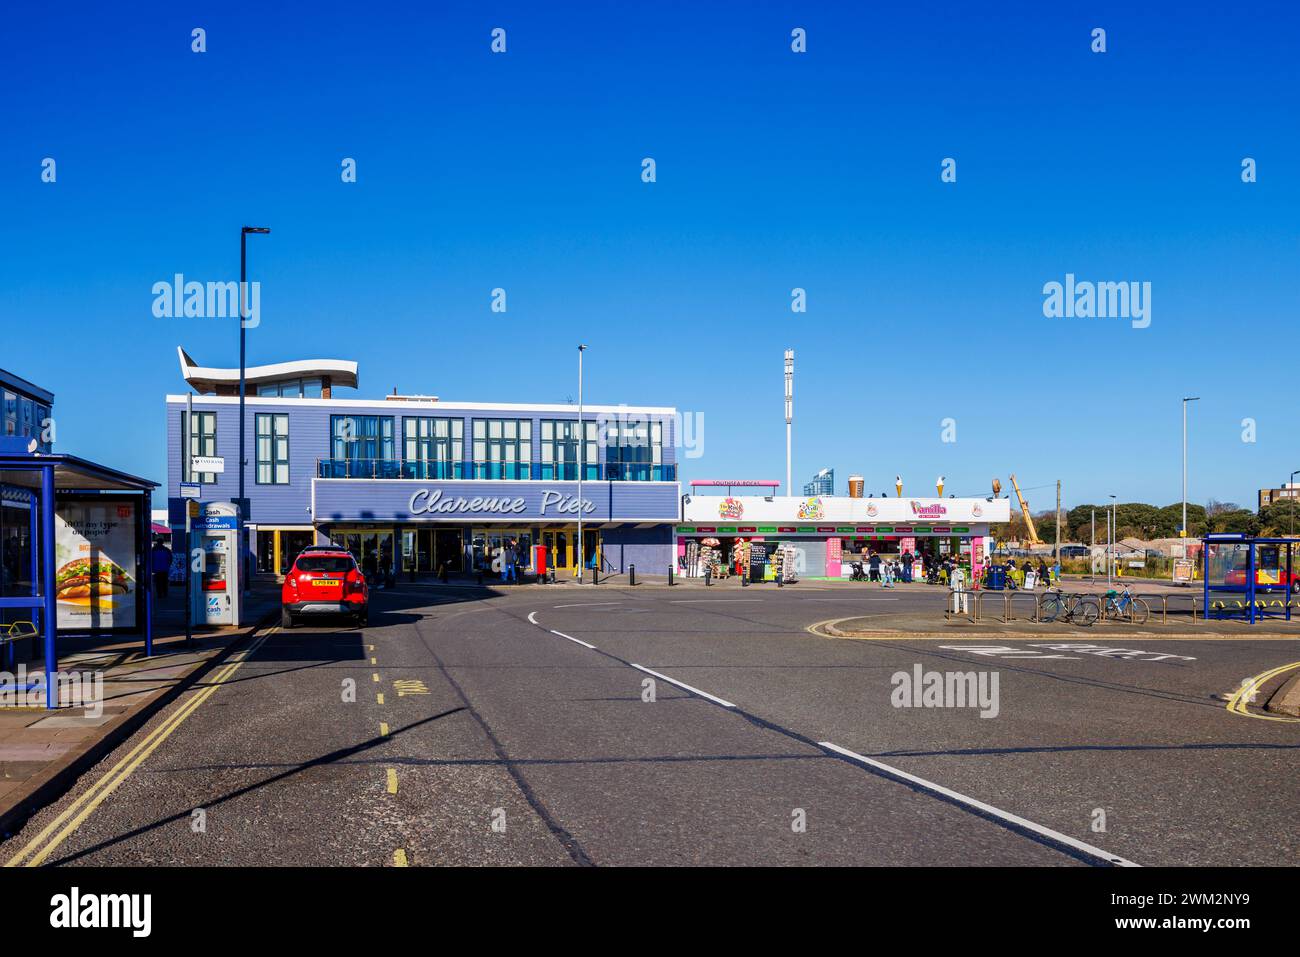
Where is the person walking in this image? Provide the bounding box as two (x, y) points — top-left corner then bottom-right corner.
(503, 538), (518, 584)
(902, 550), (914, 583)
(868, 551), (882, 583)
(1037, 557), (1050, 588)
(151, 539), (172, 600)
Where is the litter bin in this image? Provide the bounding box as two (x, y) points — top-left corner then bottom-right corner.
(986, 565), (1007, 591)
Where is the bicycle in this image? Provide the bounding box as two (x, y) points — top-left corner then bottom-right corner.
(1103, 585), (1149, 624)
(1039, 588), (1099, 626)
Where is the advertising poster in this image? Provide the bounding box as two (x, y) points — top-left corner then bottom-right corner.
(55, 500), (138, 630)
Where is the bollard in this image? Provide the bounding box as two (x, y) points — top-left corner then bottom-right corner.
(742, 570), (748, 587)
(705, 566), (712, 586)
(629, 564), (636, 586)
(668, 565), (674, 586)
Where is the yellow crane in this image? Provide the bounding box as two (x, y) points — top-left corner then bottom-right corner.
(1008, 474), (1043, 546)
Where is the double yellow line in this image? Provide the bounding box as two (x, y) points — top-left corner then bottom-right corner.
(1225, 660), (1300, 723)
(5, 627), (275, 867)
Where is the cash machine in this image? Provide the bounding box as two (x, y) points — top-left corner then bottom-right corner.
(189, 501), (242, 626)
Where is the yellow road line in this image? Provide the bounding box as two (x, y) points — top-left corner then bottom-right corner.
(379, 722), (389, 737)
(370, 657), (377, 665)
(393, 848), (408, 867)
(372, 673), (379, 683)
(5, 628), (275, 867)
(1225, 661), (1300, 723)
(377, 693), (384, 705)
(386, 768), (398, 794)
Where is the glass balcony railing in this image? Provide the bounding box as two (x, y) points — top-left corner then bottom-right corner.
(316, 459), (676, 482)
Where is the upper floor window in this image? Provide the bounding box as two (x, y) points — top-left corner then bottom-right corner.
(541, 419), (597, 480)
(256, 378), (323, 399)
(332, 415), (394, 462)
(255, 413), (290, 484)
(472, 418), (531, 479)
(404, 417), (462, 477)
(184, 411), (218, 483)
(603, 417), (663, 480)
(2, 391), (15, 437)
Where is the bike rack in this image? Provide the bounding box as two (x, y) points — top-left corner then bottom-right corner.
(1001, 591), (1043, 623)
(943, 589), (981, 622)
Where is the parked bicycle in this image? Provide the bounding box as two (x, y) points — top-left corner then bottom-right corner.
(1039, 588), (1099, 626)
(1102, 585), (1149, 624)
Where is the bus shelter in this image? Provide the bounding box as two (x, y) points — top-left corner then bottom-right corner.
(1202, 533), (1296, 624)
(0, 441), (157, 708)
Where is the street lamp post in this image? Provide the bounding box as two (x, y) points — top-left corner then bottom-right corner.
(577, 345), (587, 583)
(1289, 470), (1299, 537)
(784, 350), (793, 497)
(239, 226), (270, 586)
(1181, 396), (1199, 557)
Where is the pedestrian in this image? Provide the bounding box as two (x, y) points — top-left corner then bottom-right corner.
(1037, 557), (1050, 588)
(902, 550), (914, 583)
(881, 558), (894, 588)
(868, 551), (881, 583)
(151, 539), (172, 600)
(503, 538), (518, 584)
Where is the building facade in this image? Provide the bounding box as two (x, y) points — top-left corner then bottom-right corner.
(1, 368), (54, 452)
(678, 494), (1012, 579)
(803, 467), (834, 497)
(165, 349), (680, 577)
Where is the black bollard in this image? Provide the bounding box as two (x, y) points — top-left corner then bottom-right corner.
(629, 564), (636, 586)
(742, 570), (749, 587)
(705, 566), (712, 586)
(668, 565), (674, 586)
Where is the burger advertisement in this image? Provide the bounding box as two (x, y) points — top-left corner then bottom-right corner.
(55, 501), (138, 629)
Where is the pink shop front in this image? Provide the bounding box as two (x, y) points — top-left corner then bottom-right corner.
(676, 494), (1011, 580)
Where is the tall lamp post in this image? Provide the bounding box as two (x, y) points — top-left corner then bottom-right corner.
(239, 226), (270, 585)
(784, 350), (794, 497)
(1289, 469), (1299, 537)
(1181, 396), (1199, 557)
(577, 344), (587, 583)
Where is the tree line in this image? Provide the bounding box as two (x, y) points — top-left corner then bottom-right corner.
(993, 499), (1300, 543)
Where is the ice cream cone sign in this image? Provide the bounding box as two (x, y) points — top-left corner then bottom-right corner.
(937, 475), (945, 497)
(992, 478), (1002, 497)
(895, 475), (903, 497)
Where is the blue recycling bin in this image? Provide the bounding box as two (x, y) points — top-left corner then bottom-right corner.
(986, 565), (1007, 590)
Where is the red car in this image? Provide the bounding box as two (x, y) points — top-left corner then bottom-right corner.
(281, 549), (369, 628)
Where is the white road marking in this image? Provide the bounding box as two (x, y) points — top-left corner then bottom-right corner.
(819, 742), (1140, 867)
(669, 599), (763, 603)
(550, 629), (596, 650)
(527, 611), (540, 625)
(806, 597), (901, 602)
(553, 602), (624, 609)
(630, 665), (736, 708)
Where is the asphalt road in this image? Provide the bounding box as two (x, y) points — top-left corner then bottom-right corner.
(5, 581), (1297, 867)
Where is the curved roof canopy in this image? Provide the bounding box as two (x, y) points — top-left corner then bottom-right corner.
(178, 347), (358, 394)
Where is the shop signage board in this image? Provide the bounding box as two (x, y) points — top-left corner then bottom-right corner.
(683, 495), (1009, 525)
(179, 482), (201, 499)
(191, 455), (225, 474)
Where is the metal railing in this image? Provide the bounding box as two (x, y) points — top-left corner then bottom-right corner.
(316, 459), (677, 482)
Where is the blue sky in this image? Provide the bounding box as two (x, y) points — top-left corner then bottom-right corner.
(3, 1), (1297, 510)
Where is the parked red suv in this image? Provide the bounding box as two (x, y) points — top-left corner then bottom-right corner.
(281, 549), (369, 628)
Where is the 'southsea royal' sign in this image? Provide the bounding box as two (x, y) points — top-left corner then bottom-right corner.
(408, 488), (595, 516)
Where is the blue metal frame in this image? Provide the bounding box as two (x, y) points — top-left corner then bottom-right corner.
(1202, 534), (1295, 624)
(0, 451), (158, 708)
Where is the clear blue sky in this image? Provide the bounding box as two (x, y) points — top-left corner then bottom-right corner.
(3, 1), (1296, 511)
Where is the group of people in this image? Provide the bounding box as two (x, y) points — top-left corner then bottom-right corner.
(988, 556), (1053, 589)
